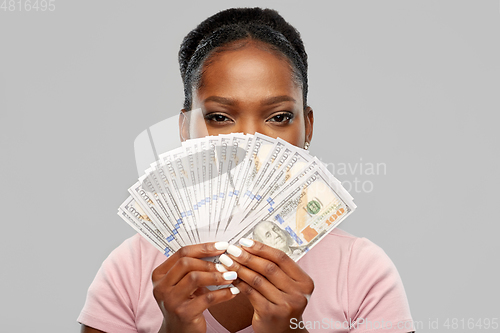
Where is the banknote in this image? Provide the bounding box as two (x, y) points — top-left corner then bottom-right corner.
(118, 132), (357, 263)
(141, 166), (192, 245)
(238, 139), (286, 210)
(149, 159), (196, 244)
(236, 142), (314, 223)
(171, 146), (205, 241)
(118, 196), (176, 256)
(181, 142), (202, 223)
(218, 134), (254, 233)
(229, 167), (356, 261)
(159, 149), (201, 242)
(128, 180), (182, 250)
(213, 134), (245, 236)
(223, 133), (276, 234)
(212, 136), (231, 236)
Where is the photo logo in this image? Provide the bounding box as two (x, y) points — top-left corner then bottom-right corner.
(319, 158), (387, 194)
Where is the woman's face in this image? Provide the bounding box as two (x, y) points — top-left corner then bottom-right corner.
(180, 41), (313, 148)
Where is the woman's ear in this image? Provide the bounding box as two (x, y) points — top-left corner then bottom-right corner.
(178, 109), (190, 142)
(304, 106), (314, 145)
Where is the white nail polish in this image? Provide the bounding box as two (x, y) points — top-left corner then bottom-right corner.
(215, 264), (227, 273)
(227, 244), (242, 257)
(239, 238), (254, 247)
(222, 271), (237, 280)
(214, 241), (229, 251)
(230, 287), (240, 295)
(219, 254), (234, 267)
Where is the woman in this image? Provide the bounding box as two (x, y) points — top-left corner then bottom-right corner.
(79, 8), (414, 333)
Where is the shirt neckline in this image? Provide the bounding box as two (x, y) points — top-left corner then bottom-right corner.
(203, 309), (255, 333)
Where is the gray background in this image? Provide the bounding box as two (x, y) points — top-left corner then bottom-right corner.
(1, 0), (499, 332)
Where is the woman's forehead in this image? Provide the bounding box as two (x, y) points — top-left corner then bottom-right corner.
(194, 44), (303, 106)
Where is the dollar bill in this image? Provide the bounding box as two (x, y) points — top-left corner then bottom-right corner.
(151, 156), (197, 244)
(238, 141), (313, 219)
(120, 132), (357, 262)
(229, 167), (356, 261)
(223, 133), (275, 234)
(128, 180), (182, 250)
(142, 165), (192, 245)
(219, 134), (254, 233)
(118, 196), (176, 256)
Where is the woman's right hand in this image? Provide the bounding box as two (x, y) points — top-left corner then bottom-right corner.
(152, 242), (239, 333)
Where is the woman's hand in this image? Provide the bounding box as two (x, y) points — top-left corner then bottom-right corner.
(152, 242), (240, 333)
(220, 239), (314, 333)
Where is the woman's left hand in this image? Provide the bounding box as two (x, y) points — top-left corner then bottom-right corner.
(220, 239), (314, 333)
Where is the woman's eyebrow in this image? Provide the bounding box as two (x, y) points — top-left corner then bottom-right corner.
(202, 96), (236, 105)
(202, 95), (296, 106)
(261, 95), (296, 106)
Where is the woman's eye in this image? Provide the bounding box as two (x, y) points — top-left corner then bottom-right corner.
(205, 113), (232, 123)
(268, 112), (294, 124)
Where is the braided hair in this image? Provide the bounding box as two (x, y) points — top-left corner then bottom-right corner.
(179, 7), (309, 111)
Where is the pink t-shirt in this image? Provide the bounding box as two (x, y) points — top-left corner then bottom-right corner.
(78, 229), (414, 332)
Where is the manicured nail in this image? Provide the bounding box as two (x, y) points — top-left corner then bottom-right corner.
(215, 264), (227, 273)
(230, 287), (240, 295)
(222, 271), (237, 281)
(227, 244), (242, 257)
(219, 254), (234, 267)
(239, 238), (254, 247)
(214, 241), (229, 251)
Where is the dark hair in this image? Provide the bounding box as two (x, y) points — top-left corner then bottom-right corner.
(179, 7), (308, 111)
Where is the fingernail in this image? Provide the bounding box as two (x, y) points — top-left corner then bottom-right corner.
(230, 286), (240, 295)
(227, 244), (242, 257)
(215, 264), (227, 273)
(219, 254), (234, 267)
(222, 271), (237, 280)
(214, 241), (229, 250)
(239, 238), (254, 247)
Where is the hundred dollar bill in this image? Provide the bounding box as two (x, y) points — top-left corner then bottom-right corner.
(206, 136), (221, 238)
(171, 146), (205, 241)
(194, 138), (209, 235)
(223, 133), (275, 234)
(238, 139), (286, 211)
(122, 132), (357, 259)
(228, 148), (316, 231)
(118, 196), (176, 257)
(182, 141), (203, 222)
(219, 134), (253, 233)
(146, 163), (193, 245)
(217, 134), (249, 228)
(182, 140), (205, 227)
(212, 136), (231, 236)
(238, 141), (313, 219)
(248, 157), (356, 228)
(138, 173), (179, 235)
(159, 148), (201, 243)
(128, 180), (182, 251)
(118, 208), (166, 254)
(229, 168), (356, 261)
(224, 158), (319, 241)
(240, 133), (277, 198)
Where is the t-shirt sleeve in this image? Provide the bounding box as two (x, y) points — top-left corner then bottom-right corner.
(347, 237), (414, 332)
(77, 236), (143, 333)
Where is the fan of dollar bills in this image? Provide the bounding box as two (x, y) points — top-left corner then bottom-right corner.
(118, 132), (356, 261)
